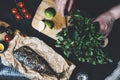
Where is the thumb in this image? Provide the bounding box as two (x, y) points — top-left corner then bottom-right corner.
(68, 0), (73, 12)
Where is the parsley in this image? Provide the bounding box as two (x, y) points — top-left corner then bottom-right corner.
(56, 9), (112, 65)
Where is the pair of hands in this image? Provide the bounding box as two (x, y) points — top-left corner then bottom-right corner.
(55, 0), (116, 38)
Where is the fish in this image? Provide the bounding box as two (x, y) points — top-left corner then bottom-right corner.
(13, 46), (64, 80)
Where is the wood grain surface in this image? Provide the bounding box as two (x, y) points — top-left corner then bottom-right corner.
(32, 0), (66, 40)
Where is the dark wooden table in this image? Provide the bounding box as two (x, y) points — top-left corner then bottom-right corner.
(0, 0), (120, 80)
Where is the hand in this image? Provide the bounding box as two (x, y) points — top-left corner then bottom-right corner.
(94, 4), (120, 38)
(94, 12), (115, 38)
(55, 0), (74, 16)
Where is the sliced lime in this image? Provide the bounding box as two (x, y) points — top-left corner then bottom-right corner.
(44, 20), (54, 29)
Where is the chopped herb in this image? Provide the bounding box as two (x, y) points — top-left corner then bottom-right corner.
(55, 9), (112, 65)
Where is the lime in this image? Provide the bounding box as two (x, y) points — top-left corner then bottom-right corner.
(44, 7), (56, 19)
(44, 20), (54, 29)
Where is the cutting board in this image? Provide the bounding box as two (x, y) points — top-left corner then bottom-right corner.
(32, 0), (66, 40)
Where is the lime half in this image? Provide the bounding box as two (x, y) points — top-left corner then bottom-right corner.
(44, 20), (54, 29)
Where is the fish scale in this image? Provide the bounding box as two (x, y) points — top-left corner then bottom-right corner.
(13, 46), (64, 79)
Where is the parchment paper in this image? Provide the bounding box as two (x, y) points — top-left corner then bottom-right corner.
(0, 29), (75, 80)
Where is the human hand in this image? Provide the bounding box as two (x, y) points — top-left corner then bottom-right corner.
(94, 12), (116, 38)
(94, 4), (120, 38)
(55, 0), (74, 16)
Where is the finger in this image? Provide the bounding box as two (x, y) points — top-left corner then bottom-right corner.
(56, 0), (62, 12)
(60, 5), (66, 16)
(93, 16), (101, 22)
(68, 0), (73, 12)
(99, 22), (105, 33)
(103, 24), (109, 37)
(60, 0), (67, 16)
(104, 21), (113, 37)
(93, 20), (103, 33)
(56, 0), (62, 13)
(105, 25), (113, 38)
(103, 24), (109, 34)
(55, 0), (58, 6)
(104, 28), (110, 38)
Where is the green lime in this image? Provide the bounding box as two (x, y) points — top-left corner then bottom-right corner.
(44, 7), (56, 19)
(44, 20), (54, 29)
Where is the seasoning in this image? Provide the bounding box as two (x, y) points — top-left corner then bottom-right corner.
(0, 43), (4, 53)
(0, 41), (8, 53)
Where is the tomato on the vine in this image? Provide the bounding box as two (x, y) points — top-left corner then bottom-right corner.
(4, 35), (12, 42)
(15, 14), (22, 20)
(18, 1), (25, 8)
(11, 8), (18, 14)
(24, 13), (32, 20)
(21, 7), (28, 13)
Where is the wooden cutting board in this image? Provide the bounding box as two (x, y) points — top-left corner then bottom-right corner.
(32, 0), (66, 40)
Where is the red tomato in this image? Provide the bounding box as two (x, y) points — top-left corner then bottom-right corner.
(15, 14), (22, 20)
(4, 35), (12, 42)
(11, 8), (18, 14)
(21, 7), (27, 13)
(18, 1), (25, 8)
(24, 13), (32, 20)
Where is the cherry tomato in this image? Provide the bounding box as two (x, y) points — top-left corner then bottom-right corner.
(15, 14), (22, 20)
(18, 1), (25, 8)
(4, 35), (12, 42)
(21, 7), (27, 13)
(24, 13), (32, 20)
(11, 8), (18, 14)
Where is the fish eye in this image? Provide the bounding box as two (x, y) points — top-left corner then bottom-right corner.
(0, 26), (6, 34)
